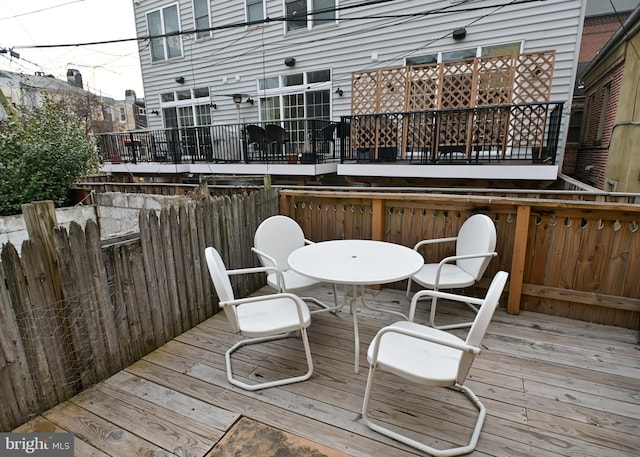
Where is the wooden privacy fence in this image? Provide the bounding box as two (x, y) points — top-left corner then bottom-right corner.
(0, 189), (278, 431)
(280, 189), (640, 330)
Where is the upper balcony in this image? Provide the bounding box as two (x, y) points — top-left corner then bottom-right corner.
(97, 101), (563, 182)
(97, 51), (564, 183)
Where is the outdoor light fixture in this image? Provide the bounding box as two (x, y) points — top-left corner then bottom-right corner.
(175, 76), (185, 84)
(246, 97), (255, 105)
(452, 28), (467, 40)
(150, 110), (159, 115)
(284, 57), (296, 67)
(335, 88), (343, 96)
(232, 94), (243, 104)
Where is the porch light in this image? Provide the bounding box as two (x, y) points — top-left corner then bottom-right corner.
(232, 94), (243, 104)
(335, 88), (343, 96)
(175, 76), (185, 84)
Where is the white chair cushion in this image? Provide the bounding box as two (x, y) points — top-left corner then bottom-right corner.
(412, 263), (476, 289)
(236, 296), (311, 337)
(367, 321), (463, 385)
(266, 270), (321, 292)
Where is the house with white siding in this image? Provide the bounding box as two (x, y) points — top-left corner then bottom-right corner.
(103, 0), (587, 184)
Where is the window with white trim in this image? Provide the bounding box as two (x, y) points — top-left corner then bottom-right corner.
(285, 0), (337, 32)
(193, 0), (211, 39)
(159, 86), (211, 128)
(258, 69), (331, 149)
(147, 4), (182, 62)
(406, 42), (521, 66)
(119, 107), (126, 122)
(246, 0), (265, 23)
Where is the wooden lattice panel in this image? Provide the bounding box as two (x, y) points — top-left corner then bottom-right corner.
(440, 59), (475, 109)
(471, 107), (509, 149)
(351, 71), (378, 115)
(350, 116), (378, 149)
(377, 67), (407, 114)
(437, 110), (469, 146)
(507, 104), (548, 147)
(512, 51), (556, 104)
(378, 115), (401, 148)
(475, 55), (515, 106)
(406, 64), (439, 111)
(405, 111), (436, 149)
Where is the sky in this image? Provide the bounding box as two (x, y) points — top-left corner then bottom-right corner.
(0, 0), (144, 100)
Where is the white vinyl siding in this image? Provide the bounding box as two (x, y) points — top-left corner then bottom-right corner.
(135, 0), (584, 159)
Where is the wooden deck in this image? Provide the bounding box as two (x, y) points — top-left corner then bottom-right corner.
(14, 285), (640, 457)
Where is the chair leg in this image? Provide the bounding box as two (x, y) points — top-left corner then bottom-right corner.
(306, 283), (344, 315)
(406, 278), (413, 297)
(362, 370), (487, 457)
(226, 330), (313, 391)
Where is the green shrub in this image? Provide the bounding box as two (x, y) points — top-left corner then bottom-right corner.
(0, 97), (99, 216)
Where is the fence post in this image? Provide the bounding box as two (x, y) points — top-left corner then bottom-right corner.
(371, 198), (384, 241)
(21, 201), (64, 300)
(508, 204), (530, 314)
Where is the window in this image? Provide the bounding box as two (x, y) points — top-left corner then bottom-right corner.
(159, 86), (211, 128)
(246, 0), (265, 23)
(193, 0), (211, 39)
(258, 69), (332, 150)
(147, 4), (182, 62)
(119, 107), (126, 122)
(407, 42), (521, 66)
(286, 0), (336, 32)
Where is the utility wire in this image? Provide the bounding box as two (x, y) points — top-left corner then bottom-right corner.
(8, 0), (545, 50)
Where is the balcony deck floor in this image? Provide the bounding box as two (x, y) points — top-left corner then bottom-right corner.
(14, 285), (640, 456)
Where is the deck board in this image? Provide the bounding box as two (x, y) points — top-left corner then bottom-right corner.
(13, 285), (640, 457)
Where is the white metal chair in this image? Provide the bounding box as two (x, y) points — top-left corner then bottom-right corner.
(204, 246), (313, 391)
(362, 271), (509, 457)
(252, 215), (340, 313)
(407, 213), (497, 329)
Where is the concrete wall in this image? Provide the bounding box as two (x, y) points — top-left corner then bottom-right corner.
(0, 193), (187, 253)
(95, 192), (186, 238)
(0, 205), (97, 252)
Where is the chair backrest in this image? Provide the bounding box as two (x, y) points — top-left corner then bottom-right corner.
(455, 214), (497, 280)
(204, 247), (240, 332)
(245, 125), (266, 147)
(457, 271), (508, 383)
(321, 123), (337, 142)
(265, 124), (287, 143)
(254, 215), (306, 270)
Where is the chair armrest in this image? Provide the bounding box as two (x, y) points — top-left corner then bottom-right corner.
(413, 236), (457, 251)
(432, 251), (498, 287)
(227, 265), (278, 276)
(411, 288), (485, 309)
(251, 247), (278, 268)
(220, 292), (309, 324)
(369, 324), (480, 365)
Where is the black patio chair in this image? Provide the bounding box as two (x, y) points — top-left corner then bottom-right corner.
(265, 124), (288, 156)
(245, 125), (266, 154)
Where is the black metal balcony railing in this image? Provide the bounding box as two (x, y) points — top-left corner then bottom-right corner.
(340, 102), (563, 164)
(96, 102), (563, 166)
(96, 119), (341, 165)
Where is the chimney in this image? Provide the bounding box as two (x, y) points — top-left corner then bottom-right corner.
(66, 69), (83, 88)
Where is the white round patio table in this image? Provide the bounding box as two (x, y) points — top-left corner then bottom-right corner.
(288, 239), (423, 374)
